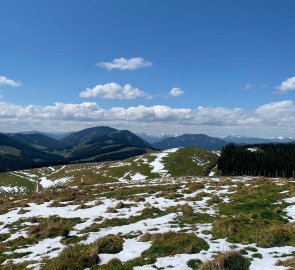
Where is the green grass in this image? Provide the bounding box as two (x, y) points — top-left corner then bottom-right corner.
(41, 244), (99, 270)
(198, 251), (251, 270)
(212, 178), (294, 247)
(162, 147), (219, 177)
(0, 147), (219, 195)
(96, 235), (124, 254)
(82, 206), (169, 233)
(27, 216), (82, 241)
(98, 257), (156, 270)
(0, 172), (35, 194)
(140, 232), (209, 257)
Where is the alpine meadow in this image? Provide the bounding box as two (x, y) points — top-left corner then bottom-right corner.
(1, 1), (295, 270)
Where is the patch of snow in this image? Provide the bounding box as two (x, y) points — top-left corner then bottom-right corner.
(150, 148), (179, 177)
(99, 238), (151, 264)
(209, 171), (215, 176)
(0, 185), (27, 193)
(283, 197), (295, 204)
(5, 237), (65, 265)
(39, 176), (73, 189)
(131, 173), (147, 181)
(247, 147), (258, 152)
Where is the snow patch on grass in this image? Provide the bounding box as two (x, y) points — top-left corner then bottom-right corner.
(39, 176), (73, 189)
(150, 148), (179, 176)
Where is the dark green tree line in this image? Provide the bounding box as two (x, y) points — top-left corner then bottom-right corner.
(218, 143), (295, 178)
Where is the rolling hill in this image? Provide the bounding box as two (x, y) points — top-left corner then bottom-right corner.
(0, 126), (154, 172)
(58, 126), (153, 162)
(152, 134), (227, 150)
(0, 147), (219, 194)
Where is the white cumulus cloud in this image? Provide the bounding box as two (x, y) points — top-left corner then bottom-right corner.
(277, 76), (295, 92)
(1, 100), (295, 137)
(0, 75), (22, 87)
(96, 57), (152, 71)
(79, 82), (148, 100)
(169, 87), (184, 97)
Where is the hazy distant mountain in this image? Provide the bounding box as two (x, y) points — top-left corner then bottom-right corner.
(12, 130), (72, 140)
(136, 132), (172, 144)
(152, 134), (227, 150)
(221, 135), (295, 144)
(41, 131), (73, 140)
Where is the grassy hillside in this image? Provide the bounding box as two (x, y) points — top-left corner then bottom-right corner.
(0, 175), (295, 269)
(0, 147), (219, 195)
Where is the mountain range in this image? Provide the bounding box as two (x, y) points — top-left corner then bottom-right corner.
(1, 127), (295, 173)
(221, 135), (295, 144)
(0, 126), (153, 173)
(152, 134), (227, 150)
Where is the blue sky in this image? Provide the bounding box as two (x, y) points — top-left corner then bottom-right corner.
(1, 0), (295, 137)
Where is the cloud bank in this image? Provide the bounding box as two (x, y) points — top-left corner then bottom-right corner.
(96, 57), (152, 71)
(1, 100), (295, 137)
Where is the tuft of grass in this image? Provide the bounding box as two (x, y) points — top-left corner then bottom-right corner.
(198, 251), (250, 270)
(96, 235), (124, 254)
(98, 257), (156, 270)
(140, 232), (209, 257)
(0, 233), (10, 242)
(276, 256), (295, 268)
(187, 259), (202, 269)
(41, 244), (99, 270)
(28, 216), (81, 240)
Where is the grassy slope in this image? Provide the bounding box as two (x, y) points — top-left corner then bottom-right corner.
(0, 147), (219, 195)
(1, 176), (295, 269)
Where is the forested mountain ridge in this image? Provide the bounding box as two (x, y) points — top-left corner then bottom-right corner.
(0, 133), (65, 172)
(0, 127), (154, 172)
